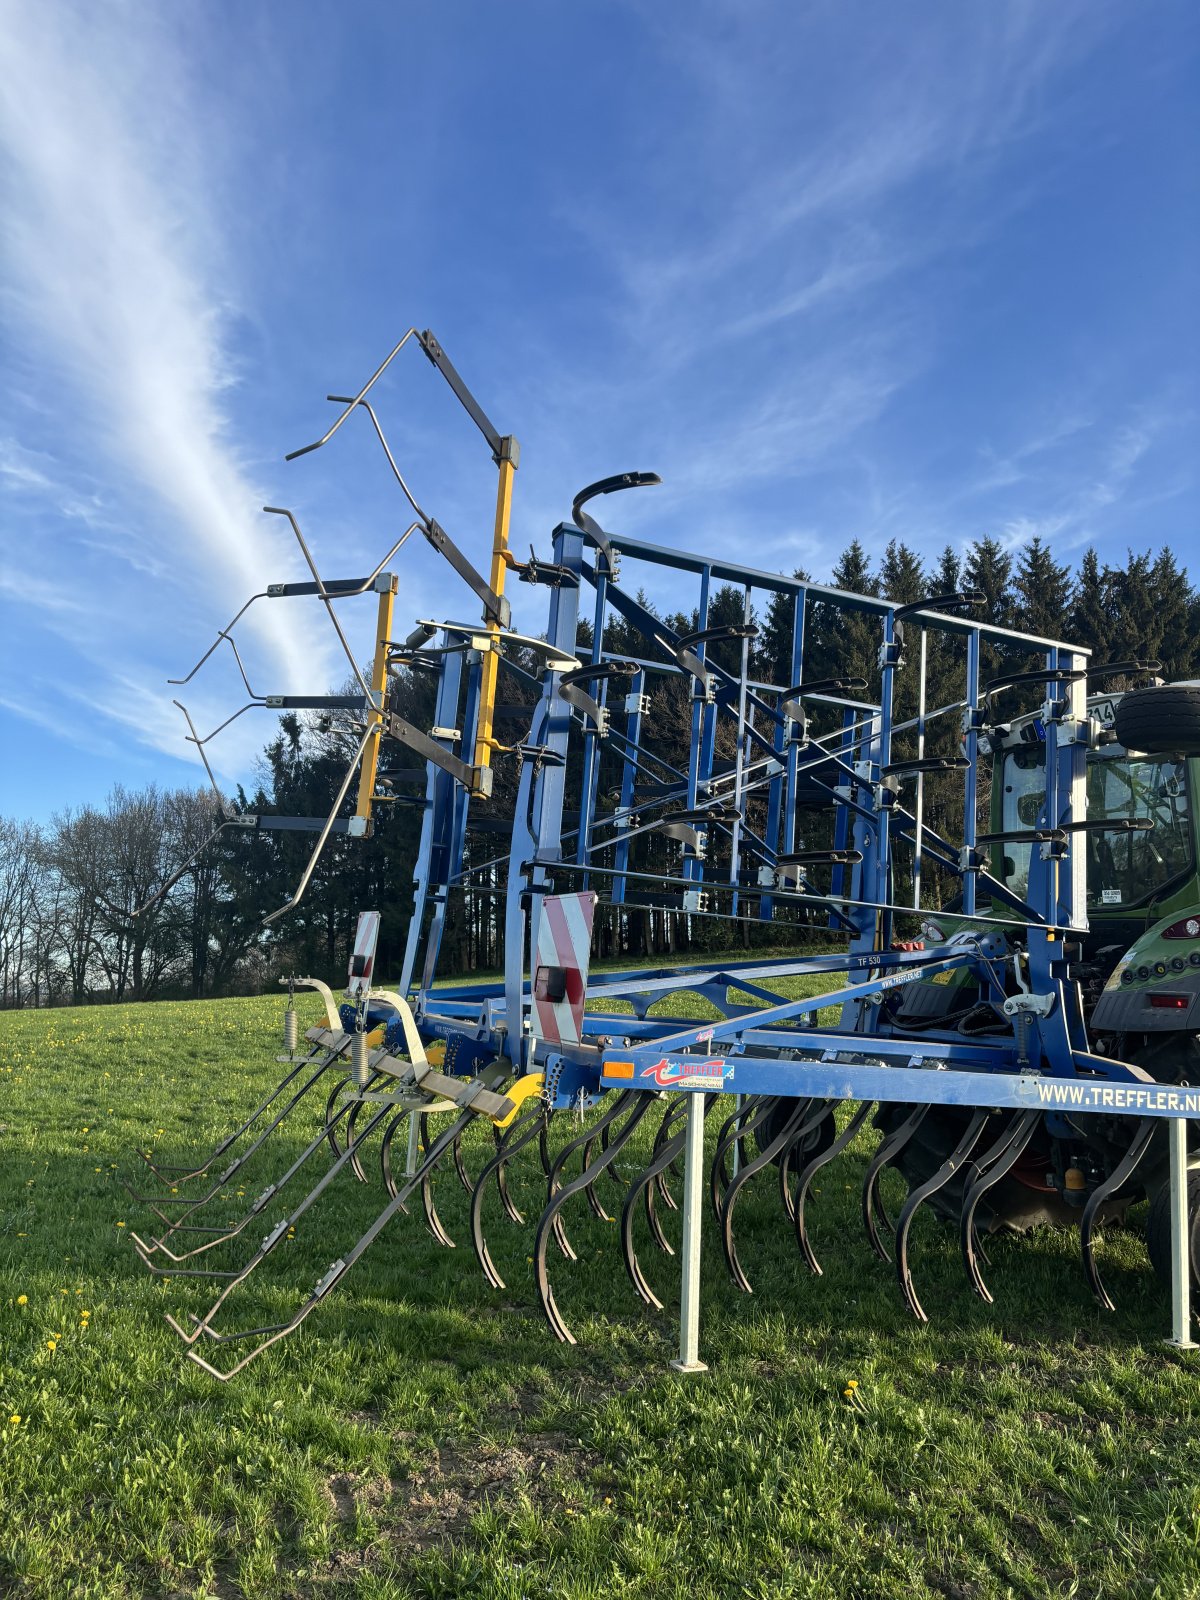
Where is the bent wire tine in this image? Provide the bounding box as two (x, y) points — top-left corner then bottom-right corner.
(132, 1088), (369, 1270)
(894, 1109), (991, 1322)
(1081, 1117), (1158, 1312)
(285, 329), (420, 461)
(130, 1042), (352, 1243)
(136, 1043), (332, 1185)
(164, 1098), (401, 1340)
(183, 1109), (478, 1381)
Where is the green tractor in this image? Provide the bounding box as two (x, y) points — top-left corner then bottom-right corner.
(878, 681), (1200, 1285)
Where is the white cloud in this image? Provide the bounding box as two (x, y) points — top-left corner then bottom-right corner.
(0, 1), (325, 715)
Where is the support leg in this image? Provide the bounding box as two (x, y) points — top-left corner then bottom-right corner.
(1166, 1117), (1197, 1351)
(670, 1092), (709, 1375)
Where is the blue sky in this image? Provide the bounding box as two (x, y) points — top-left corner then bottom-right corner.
(1, 0), (1196, 820)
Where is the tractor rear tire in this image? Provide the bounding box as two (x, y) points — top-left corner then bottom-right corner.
(1114, 683), (1200, 757)
(753, 1098), (836, 1166)
(1146, 1171), (1200, 1291)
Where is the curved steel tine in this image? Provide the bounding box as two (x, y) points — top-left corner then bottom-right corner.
(960, 1111), (1041, 1302)
(1081, 1117), (1158, 1312)
(544, 1091), (634, 1263)
(497, 1108), (549, 1225)
(538, 1116), (554, 1178)
(451, 1127), (476, 1198)
(582, 1118), (616, 1222)
(535, 1093), (657, 1345)
(597, 1113), (631, 1191)
(777, 1105), (834, 1223)
(795, 1101), (876, 1275)
(470, 1105), (547, 1290)
(181, 1107), (477, 1380)
(622, 1100), (709, 1309)
(709, 1098), (775, 1222)
(895, 1109), (991, 1322)
(720, 1100), (819, 1295)
(345, 1095), (374, 1185)
(863, 1105), (931, 1262)
(325, 1077), (352, 1160)
(134, 1091), (370, 1272)
(646, 1100), (690, 1245)
(418, 1112), (456, 1249)
(378, 1113), (412, 1215)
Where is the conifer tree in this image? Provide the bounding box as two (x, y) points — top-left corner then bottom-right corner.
(1013, 536), (1072, 640)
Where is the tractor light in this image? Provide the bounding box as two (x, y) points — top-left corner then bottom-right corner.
(1163, 916), (1200, 939)
(1149, 994), (1189, 1010)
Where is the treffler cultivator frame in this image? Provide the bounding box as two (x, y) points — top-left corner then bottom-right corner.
(129, 326), (1200, 1377)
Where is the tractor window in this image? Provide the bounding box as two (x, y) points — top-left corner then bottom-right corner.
(999, 746), (1194, 909)
(1084, 754), (1192, 908)
(999, 747), (1046, 902)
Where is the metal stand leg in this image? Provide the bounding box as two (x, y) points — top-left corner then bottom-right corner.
(670, 1091), (709, 1375)
(405, 1110), (421, 1179)
(1166, 1117), (1197, 1350)
(731, 1092), (743, 1177)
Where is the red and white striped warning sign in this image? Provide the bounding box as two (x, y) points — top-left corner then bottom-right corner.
(531, 892), (597, 1048)
(347, 910), (381, 997)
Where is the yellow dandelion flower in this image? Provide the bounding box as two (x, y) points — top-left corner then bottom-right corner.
(847, 1379), (858, 1389)
(8, 1414), (20, 1425)
(116, 1222), (126, 1228)
(46, 1340), (57, 1351)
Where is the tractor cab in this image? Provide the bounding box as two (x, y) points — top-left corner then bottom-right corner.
(993, 695), (1200, 967)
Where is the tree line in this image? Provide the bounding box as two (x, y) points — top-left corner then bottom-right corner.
(2, 534), (1196, 1007)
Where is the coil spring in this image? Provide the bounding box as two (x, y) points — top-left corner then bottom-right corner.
(283, 1007), (299, 1055)
(351, 1030), (370, 1088)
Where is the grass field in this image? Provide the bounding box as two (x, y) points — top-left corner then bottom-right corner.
(3, 990), (1200, 1599)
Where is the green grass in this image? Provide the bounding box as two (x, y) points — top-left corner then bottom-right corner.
(2, 990), (1200, 1599)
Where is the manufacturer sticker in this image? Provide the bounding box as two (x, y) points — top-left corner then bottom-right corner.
(1100, 888), (1122, 905)
(640, 1057), (733, 1090)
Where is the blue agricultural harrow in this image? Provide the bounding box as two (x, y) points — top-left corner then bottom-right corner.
(128, 329), (1200, 1377)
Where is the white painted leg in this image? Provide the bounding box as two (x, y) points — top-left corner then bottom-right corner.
(670, 1091), (709, 1375)
(405, 1109), (421, 1178)
(1166, 1117), (1197, 1349)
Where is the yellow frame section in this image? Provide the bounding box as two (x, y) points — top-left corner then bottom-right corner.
(492, 1070), (544, 1129)
(471, 441), (518, 791)
(354, 579), (397, 822)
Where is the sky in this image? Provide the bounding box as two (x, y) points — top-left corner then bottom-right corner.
(1, 0), (1196, 821)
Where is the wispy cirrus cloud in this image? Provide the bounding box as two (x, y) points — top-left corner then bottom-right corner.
(0, 0), (325, 750)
